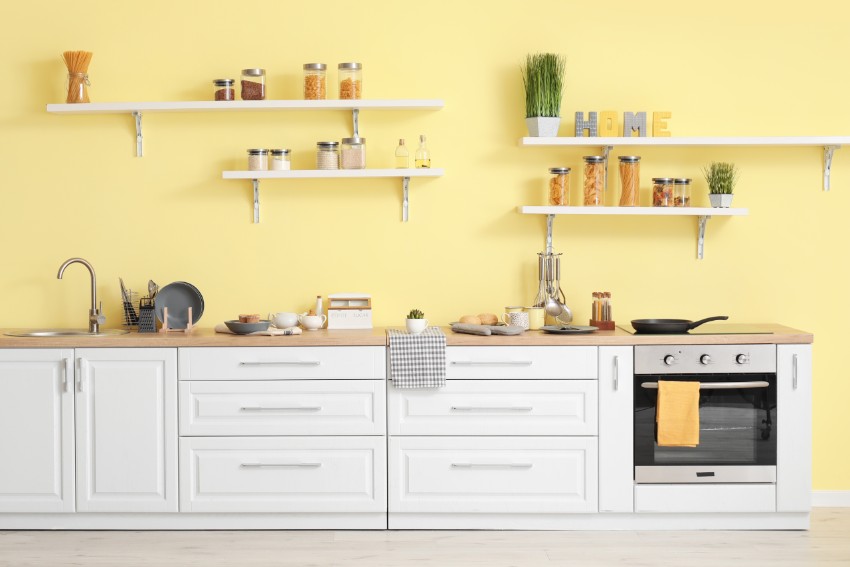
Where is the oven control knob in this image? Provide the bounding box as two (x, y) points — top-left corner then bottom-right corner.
(736, 354), (750, 365)
(663, 355), (676, 366)
(700, 354), (712, 365)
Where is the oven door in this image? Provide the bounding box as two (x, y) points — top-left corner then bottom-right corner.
(634, 373), (777, 484)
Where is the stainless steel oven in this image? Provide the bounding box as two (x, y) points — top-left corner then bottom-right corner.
(633, 344), (777, 484)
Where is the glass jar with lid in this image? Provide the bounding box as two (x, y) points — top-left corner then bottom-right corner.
(338, 62), (362, 99)
(247, 148), (269, 171)
(652, 177), (675, 207)
(240, 69), (266, 100)
(674, 178), (692, 207)
(270, 149), (291, 171)
(304, 63), (327, 100)
(340, 137), (366, 169)
(617, 156), (640, 206)
(213, 79), (235, 101)
(548, 167), (571, 206)
(316, 141), (339, 170)
(583, 156), (605, 206)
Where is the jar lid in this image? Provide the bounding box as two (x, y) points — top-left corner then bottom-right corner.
(341, 137), (366, 144)
(652, 177), (675, 182)
(241, 68), (265, 76)
(583, 156), (605, 163)
(618, 155), (641, 162)
(338, 62), (362, 70)
(304, 63), (327, 70)
(247, 148), (269, 155)
(317, 141), (339, 148)
(269, 149), (291, 155)
(673, 178), (693, 184)
(213, 79), (235, 86)
(549, 167), (571, 174)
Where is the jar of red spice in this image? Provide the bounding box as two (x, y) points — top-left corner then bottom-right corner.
(240, 68), (266, 100)
(212, 79), (235, 101)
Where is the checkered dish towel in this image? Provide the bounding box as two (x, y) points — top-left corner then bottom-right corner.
(388, 327), (446, 388)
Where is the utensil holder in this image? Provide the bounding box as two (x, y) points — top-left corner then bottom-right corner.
(138, 297), (157, 333)
(122, 291), (140, 329)
(590, 319), (616, 330)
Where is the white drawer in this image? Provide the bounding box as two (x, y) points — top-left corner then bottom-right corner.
(179, 437), (386, 513)
(178, 347), (385, 381)
(388, 379), (597, 436)
(445, 346), (596, 379)
(389, 436), (598, 514)
(180, 380), (386, 436)
(635, 484), (777, 513)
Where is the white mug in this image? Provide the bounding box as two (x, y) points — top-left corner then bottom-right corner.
(298, 313), (327, 331)
(502, 311), (530, 329)
(269, 312), (298, 329)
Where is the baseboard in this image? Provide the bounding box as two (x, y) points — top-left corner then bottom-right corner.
(812, 490), (850, 507)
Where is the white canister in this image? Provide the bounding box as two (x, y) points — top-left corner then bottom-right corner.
(270, 149), (291, 171)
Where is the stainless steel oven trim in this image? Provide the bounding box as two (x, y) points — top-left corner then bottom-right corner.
(635, 465), (776, 484)
(640, 380), (770, 390)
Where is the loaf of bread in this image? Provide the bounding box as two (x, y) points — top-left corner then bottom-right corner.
(459, 315), (482, 325)
(478, 313), (498, 326)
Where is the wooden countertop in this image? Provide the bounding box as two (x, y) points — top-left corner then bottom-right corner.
(0, 324), (812, 348)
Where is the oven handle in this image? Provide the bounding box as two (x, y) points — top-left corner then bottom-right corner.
(640, 381), (770, 390)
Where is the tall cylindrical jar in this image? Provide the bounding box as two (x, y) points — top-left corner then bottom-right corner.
(338, 62), (362, 99)
(247, 149), (269, 171)
(618, 156), (640, 206)
(583, 156), (606, 206)
(240, 69), (266, 100)
(213, 79), (235, 101)
(548, 167), (571, 206)
(316, 141), (339, 170)
(652, 177), (675, 207)
(340, 137), (366, 169)
(674, 178), (692, 207)
(304, 63), (327, 100)
(270, 149), (291, 171)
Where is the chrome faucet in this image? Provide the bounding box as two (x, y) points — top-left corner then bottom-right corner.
(57, 257), (105, 333)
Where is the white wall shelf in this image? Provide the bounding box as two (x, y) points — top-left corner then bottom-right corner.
(224, 169), (445, 224)
(518, 206), (749, 260)
(46, 99), (444, 157)
(519, 136), (850, 191)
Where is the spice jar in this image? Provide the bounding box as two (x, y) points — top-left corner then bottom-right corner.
(304, 63), (327, 100)
(618, 156), (640, 206)
(674, 178), (692, 207)
(340, 137), (366, 169)
(338, 62), (362, 99)
(270, 149), (291, 171)
(213, 79), (235, 101)
(316, 141), (339, 170)
(247, 148), (269, 171)
(652, 177), (675, 207)
(240, 69), (266, 100)
(548, 167), (571, 206)
(583, 156), (606, 206)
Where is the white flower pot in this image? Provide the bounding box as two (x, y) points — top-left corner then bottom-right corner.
(709, 194), (734, 208)
(405, 318), (428, 335)
(526, 116), (560, 137)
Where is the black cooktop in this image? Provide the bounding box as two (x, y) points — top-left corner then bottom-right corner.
(618, 323), (775, 335)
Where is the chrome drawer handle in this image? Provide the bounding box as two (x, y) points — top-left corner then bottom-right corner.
(240, 406), (322, 412)
(450, 361), (533, 367)
(239, 361), (321, 367)
(450, 406), (533, 412)
(451, 463), (534, 469)
(641, 381), (770, 390)
(792, 354), (798, 390)
(240, 462), (322, 468)
(613, 355), (619, 391)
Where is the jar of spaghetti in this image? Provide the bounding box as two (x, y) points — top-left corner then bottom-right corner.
(338, 62), (362, 99)
(618, 156), (640, 206)
(212, 79), (235, 101)
(304, 63), (327, 100)
(583, 156), (605, 206)
(674, 178), (692, 207)
(247, 148), (268, 171)
(240, 68), (266, 100)
(548, 167), (571, 206)
(652, 177), (675, 207)
(316, 141), (339, 170)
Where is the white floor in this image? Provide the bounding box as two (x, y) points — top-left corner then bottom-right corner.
(1, 508), (848, 566)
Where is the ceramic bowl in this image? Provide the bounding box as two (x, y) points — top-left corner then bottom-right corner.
(224, 320), (271, 334)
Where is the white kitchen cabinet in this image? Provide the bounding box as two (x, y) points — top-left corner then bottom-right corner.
(75, 348), (178, 513)
(0, 349), (74, 513)
(445, 346), (596, 380)
(776, 344), (812, 512)
(598, 346), (634, 513)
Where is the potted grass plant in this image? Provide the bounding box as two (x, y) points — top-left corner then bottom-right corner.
(522, 53), (566, 137)
(703, 162), (738, 207)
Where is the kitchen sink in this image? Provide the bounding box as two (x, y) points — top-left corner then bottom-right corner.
(4, 329), (130, 337)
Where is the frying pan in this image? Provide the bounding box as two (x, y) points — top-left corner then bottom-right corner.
(631, 315), (728, 334)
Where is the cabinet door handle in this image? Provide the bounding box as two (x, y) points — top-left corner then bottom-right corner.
(792, 354), (798, 390)
(450, 406), (533, 412)
(62, 357), (72, 393)
(451, 463), (533, 469)
(239, 361), (321, 367)
(239, 406), (322, 412)
(76, 357), (88, 392)
(613, 355), (620, 391)
(450, 361), (533, 367)
(240, 462), (322, 469)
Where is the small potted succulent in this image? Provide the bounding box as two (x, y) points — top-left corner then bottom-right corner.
(522, 53), (566, 137)
(703, 162), (738, 208)
(405, 308), (428, 335)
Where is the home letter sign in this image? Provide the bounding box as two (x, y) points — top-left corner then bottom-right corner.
(575, 112), (598, 137)
(623, 112), (647, 137)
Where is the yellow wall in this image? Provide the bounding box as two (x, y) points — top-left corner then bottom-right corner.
(1, 1), (847, 490)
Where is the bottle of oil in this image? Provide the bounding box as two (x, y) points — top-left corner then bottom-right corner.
(394, 138), (409, 168)
(414, 134), (431, 168)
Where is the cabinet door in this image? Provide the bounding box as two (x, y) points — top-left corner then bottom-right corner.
(598, 346), (634, 513)
(776, 344), (812, 512)
(75, 348), (178, 512)
(0, 349), (75, 513)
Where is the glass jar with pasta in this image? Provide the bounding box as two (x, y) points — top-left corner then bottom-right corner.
(652, 177), (675, 207)
(303, 63), (327, 100)
(674, 178), (692, 207)
(548, 167), (571, 206)
(583, 156), (605, 206)
(617, 156), (640, 206)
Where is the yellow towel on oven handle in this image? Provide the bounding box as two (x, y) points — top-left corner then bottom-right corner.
(656, 380), (700, 447)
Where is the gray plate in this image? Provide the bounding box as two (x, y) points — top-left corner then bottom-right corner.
(154, 282), (204, 329)
(224, 320), (270, 334)
(540, 325), (598, 334)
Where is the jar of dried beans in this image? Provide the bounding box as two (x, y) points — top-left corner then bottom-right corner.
(674, 178), (692, 207)
(548, 167), (571, 206)
(652, 177), (675, 207)
(316, 141), (339, 170)
(304, 63), (327, 100)
(241, 69), (266, 100)
(213, 79), (235, 101)
(270, 149), (291, 171)
(340, 137), (366, 169)
(583, 156), (605, 206)
(618, 156), (640, 206)
(338, 62), (362, 99)
(247, 148), (269, 171)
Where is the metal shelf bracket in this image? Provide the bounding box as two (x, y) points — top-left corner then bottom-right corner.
(352, 108), (360, 138)
(824, 145), (839, 191)
(545, 214), (555, 254)
(133, 111), (143, 157)
(252, 179), (260, 223)
(402, 176), (410, 222)
(601, 145), (614, 192)
(697, 215), (710, 259)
